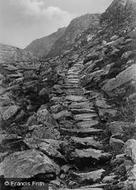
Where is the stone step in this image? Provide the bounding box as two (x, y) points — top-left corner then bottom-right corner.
(69, 102), (93, 109)
(67, 92), (84, 96)
(66, 84), (80, 86)
(60, 128), (103, 137)
(68, 72), (80, 74)
(67, 80), (79, 83)
(67, 75), (79, 78)
(64, 85), (80, 88)
(71, 108), (95, 114)
(66, 79), (79, 82)
(71, 137), (103, 149)
(67, 72), (79, 75)
(76, 120), (99, 128)
(53, 110), (71, 120)
(74, 113), (97, 121)
(67, 78), (79, 80)
(71, 169), (105, 184)
(66, 82), (79, 84)
(65, 95), (86, 102)
(67, 89), (84, 94)
(71, 148), (112, 162)
(67, 76), (79, 78)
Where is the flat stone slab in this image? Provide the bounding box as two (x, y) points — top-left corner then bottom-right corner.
(74, 113), (97, 121)
(67, 81), (79, 83)
(65, 85), (79, 88)
(71, 137), (103, 149)
(67, 72), (79, 75)
(72, 169), (105, 183)
(67, 79), (79, 81)
(72, 148), (111, 161)
(77, 120), (99, 128)
(66, 76), (78, 78)
(53, 110), (71, 120)
(71, 108), (95, 114)
(60, 128), (103, 136)
(70, 102), (92, 109)
(65, 95), (86, 102)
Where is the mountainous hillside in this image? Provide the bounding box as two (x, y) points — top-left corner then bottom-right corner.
(25, 14), (100, 58)
(0, 0), (136, 189)
(100, 0), (136, 38)
(25, 27), (66, 58)
(47, 14), (100, 57)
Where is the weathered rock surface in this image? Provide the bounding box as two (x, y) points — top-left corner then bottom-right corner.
(71, 148), (111, 161)
(72, 169), (105, 184)
(0, 150), (60, 178)
(71, 136), (103, 149)
(102, 65), (136, 92)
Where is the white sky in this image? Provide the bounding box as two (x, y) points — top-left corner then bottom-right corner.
(0, 0), (113, 48)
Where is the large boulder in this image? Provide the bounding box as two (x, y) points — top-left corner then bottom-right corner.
(102, 64), (136, 92)
(124, 139), (136, 164)
(0, 149), (60, 179)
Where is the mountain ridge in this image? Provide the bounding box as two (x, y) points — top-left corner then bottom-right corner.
(25, 14), (100, 58)
(25, 27), (66, 58)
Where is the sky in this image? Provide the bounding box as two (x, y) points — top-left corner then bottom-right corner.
(0, 0), (113, 48)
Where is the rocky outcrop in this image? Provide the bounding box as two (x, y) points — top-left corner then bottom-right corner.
(100, 0), (136, 38)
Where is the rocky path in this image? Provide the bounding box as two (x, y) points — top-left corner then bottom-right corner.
(50, 61), (113, 189)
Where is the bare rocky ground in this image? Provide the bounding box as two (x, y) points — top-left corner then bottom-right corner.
(0, 0), (136, 189)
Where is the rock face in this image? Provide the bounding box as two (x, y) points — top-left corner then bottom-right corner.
(0, 0), (136, 189)
(100, 0), (136, 38)
(25, 27), (66, 58)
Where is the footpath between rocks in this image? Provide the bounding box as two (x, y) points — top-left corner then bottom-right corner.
(0, 35), (136, 190)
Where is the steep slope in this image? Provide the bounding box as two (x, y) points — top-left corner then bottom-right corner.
(0, 0), (136, 190)
(47, 14), (100, 57)
(100, 0), (136, 38)
(25, 27), (66, 57)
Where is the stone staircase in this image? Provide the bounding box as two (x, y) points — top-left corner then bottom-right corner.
(50, 61), (113, 189)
